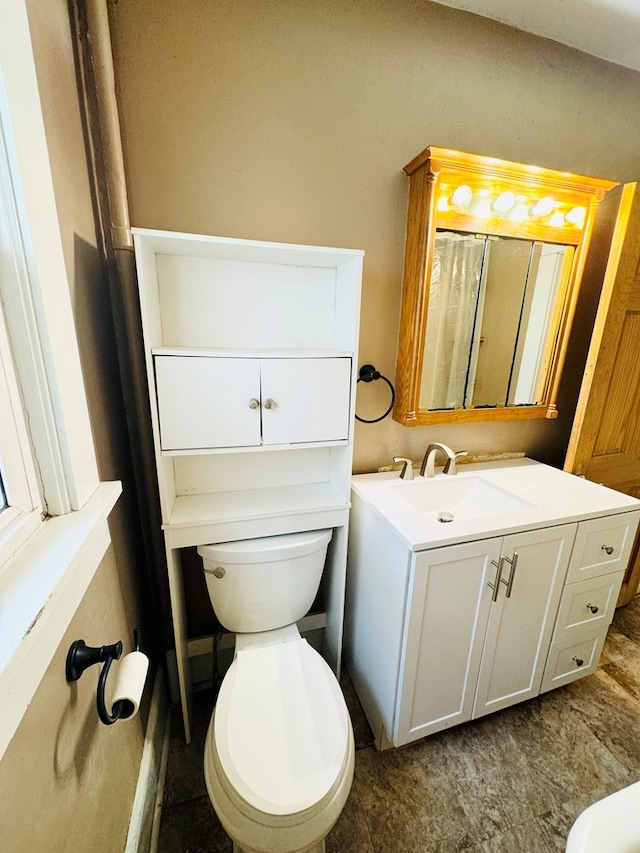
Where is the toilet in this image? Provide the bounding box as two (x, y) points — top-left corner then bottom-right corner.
(197, 529), (354, 853)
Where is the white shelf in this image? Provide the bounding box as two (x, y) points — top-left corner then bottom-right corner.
(152, 346), (354, 359)
(132, 226), (364, 269)
(133, 227), (363, 742)
(163, 483), (350, 548)
(161, 439), (350, 457)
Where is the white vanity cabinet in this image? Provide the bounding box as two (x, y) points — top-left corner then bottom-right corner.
(344, 461), (640, 750)
(133, 228), (363, 741)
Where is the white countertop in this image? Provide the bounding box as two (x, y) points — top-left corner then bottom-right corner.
(351, 458), (640, 551)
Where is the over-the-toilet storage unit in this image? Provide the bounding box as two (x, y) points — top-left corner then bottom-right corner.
(133, 228), (363, 740)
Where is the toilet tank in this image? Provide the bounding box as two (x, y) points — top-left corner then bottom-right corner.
(198, 529), (333, 633)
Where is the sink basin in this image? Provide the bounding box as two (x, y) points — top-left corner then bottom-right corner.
(390, 475), (535, 522)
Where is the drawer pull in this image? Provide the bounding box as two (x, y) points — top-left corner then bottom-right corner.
(601, 545), (614, 556)
(500, 552), (519, 598)
(586, 603), (599, 614)
(572, 656), (584, 667)
(487, 558), (504, 602)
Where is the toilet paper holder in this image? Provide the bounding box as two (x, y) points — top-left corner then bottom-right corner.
(65, 628), (145, 725)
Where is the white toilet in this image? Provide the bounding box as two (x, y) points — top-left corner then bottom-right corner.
(197, 528), (354, 853)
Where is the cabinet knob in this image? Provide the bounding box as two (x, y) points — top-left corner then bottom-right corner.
(601, 545), (614, 556)
(248, 398), (260, 410)
(263, 398), (277, 410)
(572, 656), (584, 667)
(586, 603), (599, 614)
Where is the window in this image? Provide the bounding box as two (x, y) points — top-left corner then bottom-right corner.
(0, 104), (43, 569)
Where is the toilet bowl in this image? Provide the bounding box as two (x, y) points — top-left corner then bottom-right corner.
(566, 779), (640, 852)
(198, 530), (354, 853)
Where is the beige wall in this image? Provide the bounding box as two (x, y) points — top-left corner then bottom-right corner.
(107, 0), (640, 472)
(0, 1), (154, 848)
(0, 552), (145, 853)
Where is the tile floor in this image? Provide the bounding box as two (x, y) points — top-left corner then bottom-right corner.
(157, 596), (640, 852)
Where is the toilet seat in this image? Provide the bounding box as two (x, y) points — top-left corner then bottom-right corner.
(213, 637), (350, 817)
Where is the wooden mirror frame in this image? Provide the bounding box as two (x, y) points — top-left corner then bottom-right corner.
(393, 146), (617, 426)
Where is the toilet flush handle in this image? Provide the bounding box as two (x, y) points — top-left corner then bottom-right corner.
(212, 567), (225, 579)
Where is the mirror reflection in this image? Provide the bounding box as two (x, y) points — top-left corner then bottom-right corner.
(421, 231), (574, 412)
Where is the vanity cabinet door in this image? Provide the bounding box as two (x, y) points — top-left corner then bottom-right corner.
(472, 524), (576, 719)
(394, 538), (501, 746)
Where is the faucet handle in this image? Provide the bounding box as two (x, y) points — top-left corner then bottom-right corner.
(443, 450), (468, 476)
(393, 457), (415, 481)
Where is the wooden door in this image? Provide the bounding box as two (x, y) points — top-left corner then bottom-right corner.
(472, 525), (575, 718)
(564, 183), (640, 605)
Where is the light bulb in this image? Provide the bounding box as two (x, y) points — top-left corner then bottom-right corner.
(451, 184), (473, 207)
(492, 191), (516, 213)
(549, 212), (565, 227)
(530, 196), (555, 217)
(565, 206), (586, 225)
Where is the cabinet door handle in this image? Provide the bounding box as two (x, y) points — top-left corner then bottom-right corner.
(487, 557), (504, 602)
(263, 398), (277, 410)
(248, 398), (260, 410)
(573, 656), (584, 667)
(500, 552), (519, 598)
(601, 544), (614, 556)
(586, 603), (599, 614)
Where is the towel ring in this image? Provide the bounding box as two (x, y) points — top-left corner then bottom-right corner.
(355, 364), (396, 423)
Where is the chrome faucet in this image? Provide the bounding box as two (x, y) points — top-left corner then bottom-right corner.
(420, 443), (466, 477)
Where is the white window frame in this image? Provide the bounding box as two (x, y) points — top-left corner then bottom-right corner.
(0, 0), (121, 760)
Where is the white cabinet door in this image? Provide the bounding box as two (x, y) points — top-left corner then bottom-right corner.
(394, 538), (501, 746)
(155, 355), (352, 450)
(473, 524), (576, 718)
(261, 358), (351, 445)
(155, 356), (261, 449)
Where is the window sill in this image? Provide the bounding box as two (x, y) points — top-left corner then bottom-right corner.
(0, 481), (122, 760)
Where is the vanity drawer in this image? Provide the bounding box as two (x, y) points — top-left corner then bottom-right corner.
(552, 573), (623, 642)
(541, 629), (605, 693)
(565, 513), (640, 583)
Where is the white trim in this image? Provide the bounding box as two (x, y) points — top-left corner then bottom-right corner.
(0, 0), (99, 512)
(0, 481), (122, 760)
(125, 670), (170, 853)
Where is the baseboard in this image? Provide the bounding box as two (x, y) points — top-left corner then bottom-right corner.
(125, 667), (171, 853)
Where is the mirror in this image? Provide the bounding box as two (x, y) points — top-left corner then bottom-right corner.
(394, 147), (616, 426)
(421, 231), (574, 411)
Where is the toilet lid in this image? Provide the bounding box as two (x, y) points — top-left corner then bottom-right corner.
(213, 639), (350, 816)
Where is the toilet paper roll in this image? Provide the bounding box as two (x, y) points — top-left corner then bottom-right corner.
(111, 651), (149, 720)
